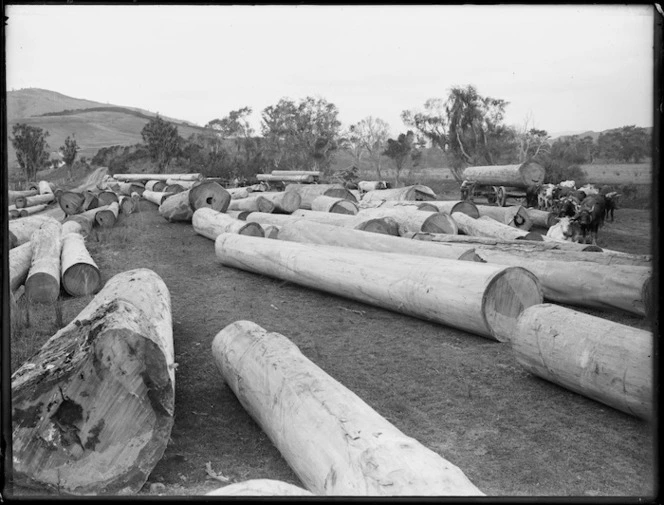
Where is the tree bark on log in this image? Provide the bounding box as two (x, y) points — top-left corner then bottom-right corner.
(145, 180), (167, 192)
(25, 220), (63, 304)
(452, 212), (528, 241)
(259, 191), (302, 213)
(10, 242), (33, 292)
(461, 162), (545, 187)
(427, 201), (480, 218)
(193, 208), (265, 241)
(257, 174), (316, 183)
(39, 180), (54, 195)
(97, 191), (119, 207)
(188, 181), (231, 213)
(285, 184), (357, 209)
(526, 208), (558, 228)
(19, 204), (49, 217)
(59, 192), (86, 215)
(212, 321), (485, 495)
(113, 173), (202, 182)
(311, 195), (358, 214)
(472, 248), (652, 316)
(214, 234), (542, 341)
(512, 304), (652, 420)
(15, 193), (55, 209)
(8, 189), (38, 205)
(358, 207), (458, 234)
(95, 202), (120, 228)
(61, 232), (101, 297)
(206, 479), (314, 496)
(118, 195), (136, 215)
(227, 195), (275, 213)
(475, 205), (533, 231)
(277, 220), (480, 261)
(361, 185), (437, 202)
(11, 269), (175, 495)
(142, 190), (173, 206)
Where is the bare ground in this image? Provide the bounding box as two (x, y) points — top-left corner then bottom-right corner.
(7, 194), (656, 498)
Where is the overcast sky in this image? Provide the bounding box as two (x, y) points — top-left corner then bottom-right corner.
(5, 4), (656, 137)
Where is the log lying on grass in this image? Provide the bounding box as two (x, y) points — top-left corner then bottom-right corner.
(526, 208), (558, 228)
(118, 182), (145, 197)
(311, 195), (358, 214)
(277, 220), (480, 261)
(61, 233), (101, 296)
(59, 191), (86, 215)
(359, 200), (439, 212)
(227, 195), (275, 213)
(118, 195), (136, 214)
(257, 173), (317, 183)
(19, 204), (49, 217)
(288, 210), (400, 235)
(206, 479), (314, 496)
(8, 189), (38, 205)
(39, 180), (54, 195)
(25, 220), (63, 304)
(15, 193), (55, 208)
(95, 202), (120, 228)
(10, 242), (33, 292)
(461, 161), (545, 187)
(145, 180), (167, 192)
(512, 304), (652, 420)
(361, 185), (437, 202)
(215, 234), (542, 341)
(259, 191), (301, 213)
(97, 191), (119, 206)
(212, 320), (485, 495)
(471, 249), (652, 316)
(9, 215), (61, 246)
(193, 208), (264, 240)
(452, 212), (529, 241)
(143, 190), (173, 206)
(285, 183), (357, 209)
(158, 182), (231, 222)
(358, 207), (458, 234)
(11, 268), (174, 495)
(113, 172), (202, 182)
(475, 205), (533, 231)
(426, 200), (480, 218)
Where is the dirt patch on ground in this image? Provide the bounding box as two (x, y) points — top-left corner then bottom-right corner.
(7, 197), (656, 498)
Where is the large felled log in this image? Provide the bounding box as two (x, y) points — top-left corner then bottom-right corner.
(64, 212), (97, 236)
(257, 173), (316, 183)
(215, 234), (542, 341)
(472, 248), (652, 316)
(277, 220), (480, 261)
(288, 210), (400, 235)
(164, 184), (185, 194)
(113, 172), (202, 182)
(10, 242), (33, 292)
(19, 204), (49, 217)
(8, 189), (38, 205)
(512, 304), (652, 420)
(452, 212), (529, 241)
(225, 210), (251, 220)
(118, 195), (136, 215)
(212, 321), (485, 496)
(25, 220), (63, 304)
(259, 191), (302, 213)
(188, 181), (231, 212)
(165, 178), (197, 189)
(145, 180), (167, 192)
(62, 220), (84, 235)
(206, 479), (313, 496)
(59, 191), (86, 215)
(158, 191), (194, 222)
(97, 191), (119, 206)
(311, 195), (358, 214)
(142, 190), (173, 206)
(227, 187), (251, 200)
(118, 182), (145, 197)
(285, 183), (357, 209)
(81, 191), (99, 212)
(61, 232), (101, 296)
(359, 200), (440, 212)
(193, 208), (264, 240)
(427, 200), (480, 218)
(361, 185), (437, 202)
(227, 195), (275, 213)
(462, 162), (545, 187)
(271, 170), (321, 177)
(526, 208), (558, 228)
(11, 269), (174, 495)
(475, 205), (533, 231)
(95, 202), (119, 228)
(357, 207), (458, 234)
(14, 193), (55, 209)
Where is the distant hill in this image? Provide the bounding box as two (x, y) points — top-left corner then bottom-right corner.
(550, 127), (652, 142)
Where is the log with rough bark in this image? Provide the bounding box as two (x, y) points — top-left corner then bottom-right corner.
(212, 321), (485, 495)
(206, 479), (314, 496)
(113, 172), (202, 182)
(25, 220), (63, 304)
(471, 249), (652, 316)
(8, 189), (38, 205)
(118, 195), (136, 215)
(227, 187), (251, 200)
(59, 191), (86, 215)
(19, 204), (49, 217)
(188, 181), (231, 213)
(512, 304), (652, 420)
(95, 202), (120, 228)
(526, 208), (558, 229)
(193, 208), (264, 240)
(262, 225), (280, 239)
(61, 232), (101, 296)
(357, 207), (458, 235)
(81, 191), (99, 212)
(311, 195), (358, 214)
(227, 195), (275, 213)
(462, 162), (545, 187)
(452, 212), (529, 241)
(39, 180), (55, 195)
(475, 205), (533, 231)
(361, 185), (437, 202)
(10, 242), (33, 292)
(215, 234), (542, 341)
(145, 180), (167, 192)
(257, 173), (316, 183)
(11, 268), (175, 495)
(426, 200), (480, 218)
(225, 210), (252, 220)
(285, 183), (357, 209)
(259, 191), (302, 213)
(9, 216), (61, 246)
(14, 193), (55, 208)
(142, 190), (173, 206)
(286, 210), (400, 235)
(97, 191), (119, 207)
(277, 220), (480, 261)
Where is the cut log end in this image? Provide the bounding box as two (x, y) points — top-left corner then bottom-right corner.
(97, 192), (119, 206)
(329, 200), (358, 215)
(239, 223), (265, 237)
(422, 213), (458, 235)
(189, 182), (231, 212)
(356, 218), (400, 236)
(25, 272), (60, 304)
(95, 210), (117, 228)
(59, 192), (85, 216)
(482, 267), (542, 342)
(63, 264), (102, 297)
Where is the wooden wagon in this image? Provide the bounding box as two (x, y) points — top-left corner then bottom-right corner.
(460, 162), (545, 207)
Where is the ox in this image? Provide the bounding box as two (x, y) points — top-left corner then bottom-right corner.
(571, 194), (606, 245)
(537, 183), (556, 210)
(546, 216), (580, 242)
(559, 180), (576, 189)
(556, 195), (582, 218)
(358, 180), (388, 193)
(579, 183), (599, 196)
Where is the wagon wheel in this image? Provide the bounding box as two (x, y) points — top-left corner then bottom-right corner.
(487, 186), (498, 204)
(496, 186), (507, 207)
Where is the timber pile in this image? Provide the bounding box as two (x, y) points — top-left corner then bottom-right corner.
(113, 172), (202, 182)
(61, 232), (101, 296)
(193, 208), (265, 240)
(24, 220), (63, 304)
(59, 191), (86, 215)
(213, 321), (485, 496)
(97, 191), (120, 206)
(311, 195), (358, 214)
(285, 183), (357, 209)
(226, 210), (252, 220)
(357, 207), (458, 235)
(284, 209), (401, 235)
(206, 480), (313, 496)
(358, 200), (440, 212)
(164, 183), (185, 193)
(142, 190), (174, 206)
(118, 182), (145, 196)
(11, 269), (175, 495)
(361, 185), (437, 202)
(165, 178), (197, 189)
(452, 212), (530, 241)
(462, 162), (545, 187)
(475, 205), (533, 231)
(228, 187), (251, 200)
(9, 216), (61, 247)
(8, 189), (38, 205)
(214, 234), (542, 341)
(19, 204), (49, 218)
(512, 304), (652, 420)
(145, 180), (167, 192)
(427, 201), (480, 218)
(158, 182), (231, 222)
(118, 195), (137, 215)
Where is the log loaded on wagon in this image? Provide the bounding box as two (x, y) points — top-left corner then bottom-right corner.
(460, 161), (545, 207)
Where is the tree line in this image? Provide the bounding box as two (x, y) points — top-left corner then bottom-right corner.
(10, 85), (652, 185)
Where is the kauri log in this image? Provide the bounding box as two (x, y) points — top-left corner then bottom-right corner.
(427, 201), (480, 218)
(8, 189), (38, 205)
(19, 204), (49, 217)
(113, 172), (202, 182)
(361, 185), (437, 202)
(193, 208), (264, 241)
(462, 162), (545, 187)
(475, 205), (533, 231)
(212, 320), (485, 495)
(61, 232), (101, 297)
(214, 234), (542, 341)
(145, 180), (167, 192)
(357, 207), (458, 234)
(452, 212), (528, 241)
(15, 193), (55, 209)
(358, 200), (439, 212)
(259, 191), (302, 213)
(285, 183), (357, 209)
(311, 195), (358, 214)
(277, 220), (479, 261)
(206, 479), (313, 496)
(11, 269), (175, 494)
(188, 181), (231, 213)
(25, 220), (63, 304)
(10, 242), (33, 292)
(512, 304), (652, 419)
(97, 191), (119, 207)
(289, 210), (400, 235)
(227, 195), (275, 213)
(142, 190), (173, 206)
(59, 191), (86, 215)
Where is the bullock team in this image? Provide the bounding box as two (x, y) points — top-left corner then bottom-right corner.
(537, 181), (620, 246)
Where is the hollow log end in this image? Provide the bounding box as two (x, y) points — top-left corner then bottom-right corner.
(189, 183), (231, 212)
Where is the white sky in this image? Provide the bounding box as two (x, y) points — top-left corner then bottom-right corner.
(5, 4), (656, 137)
